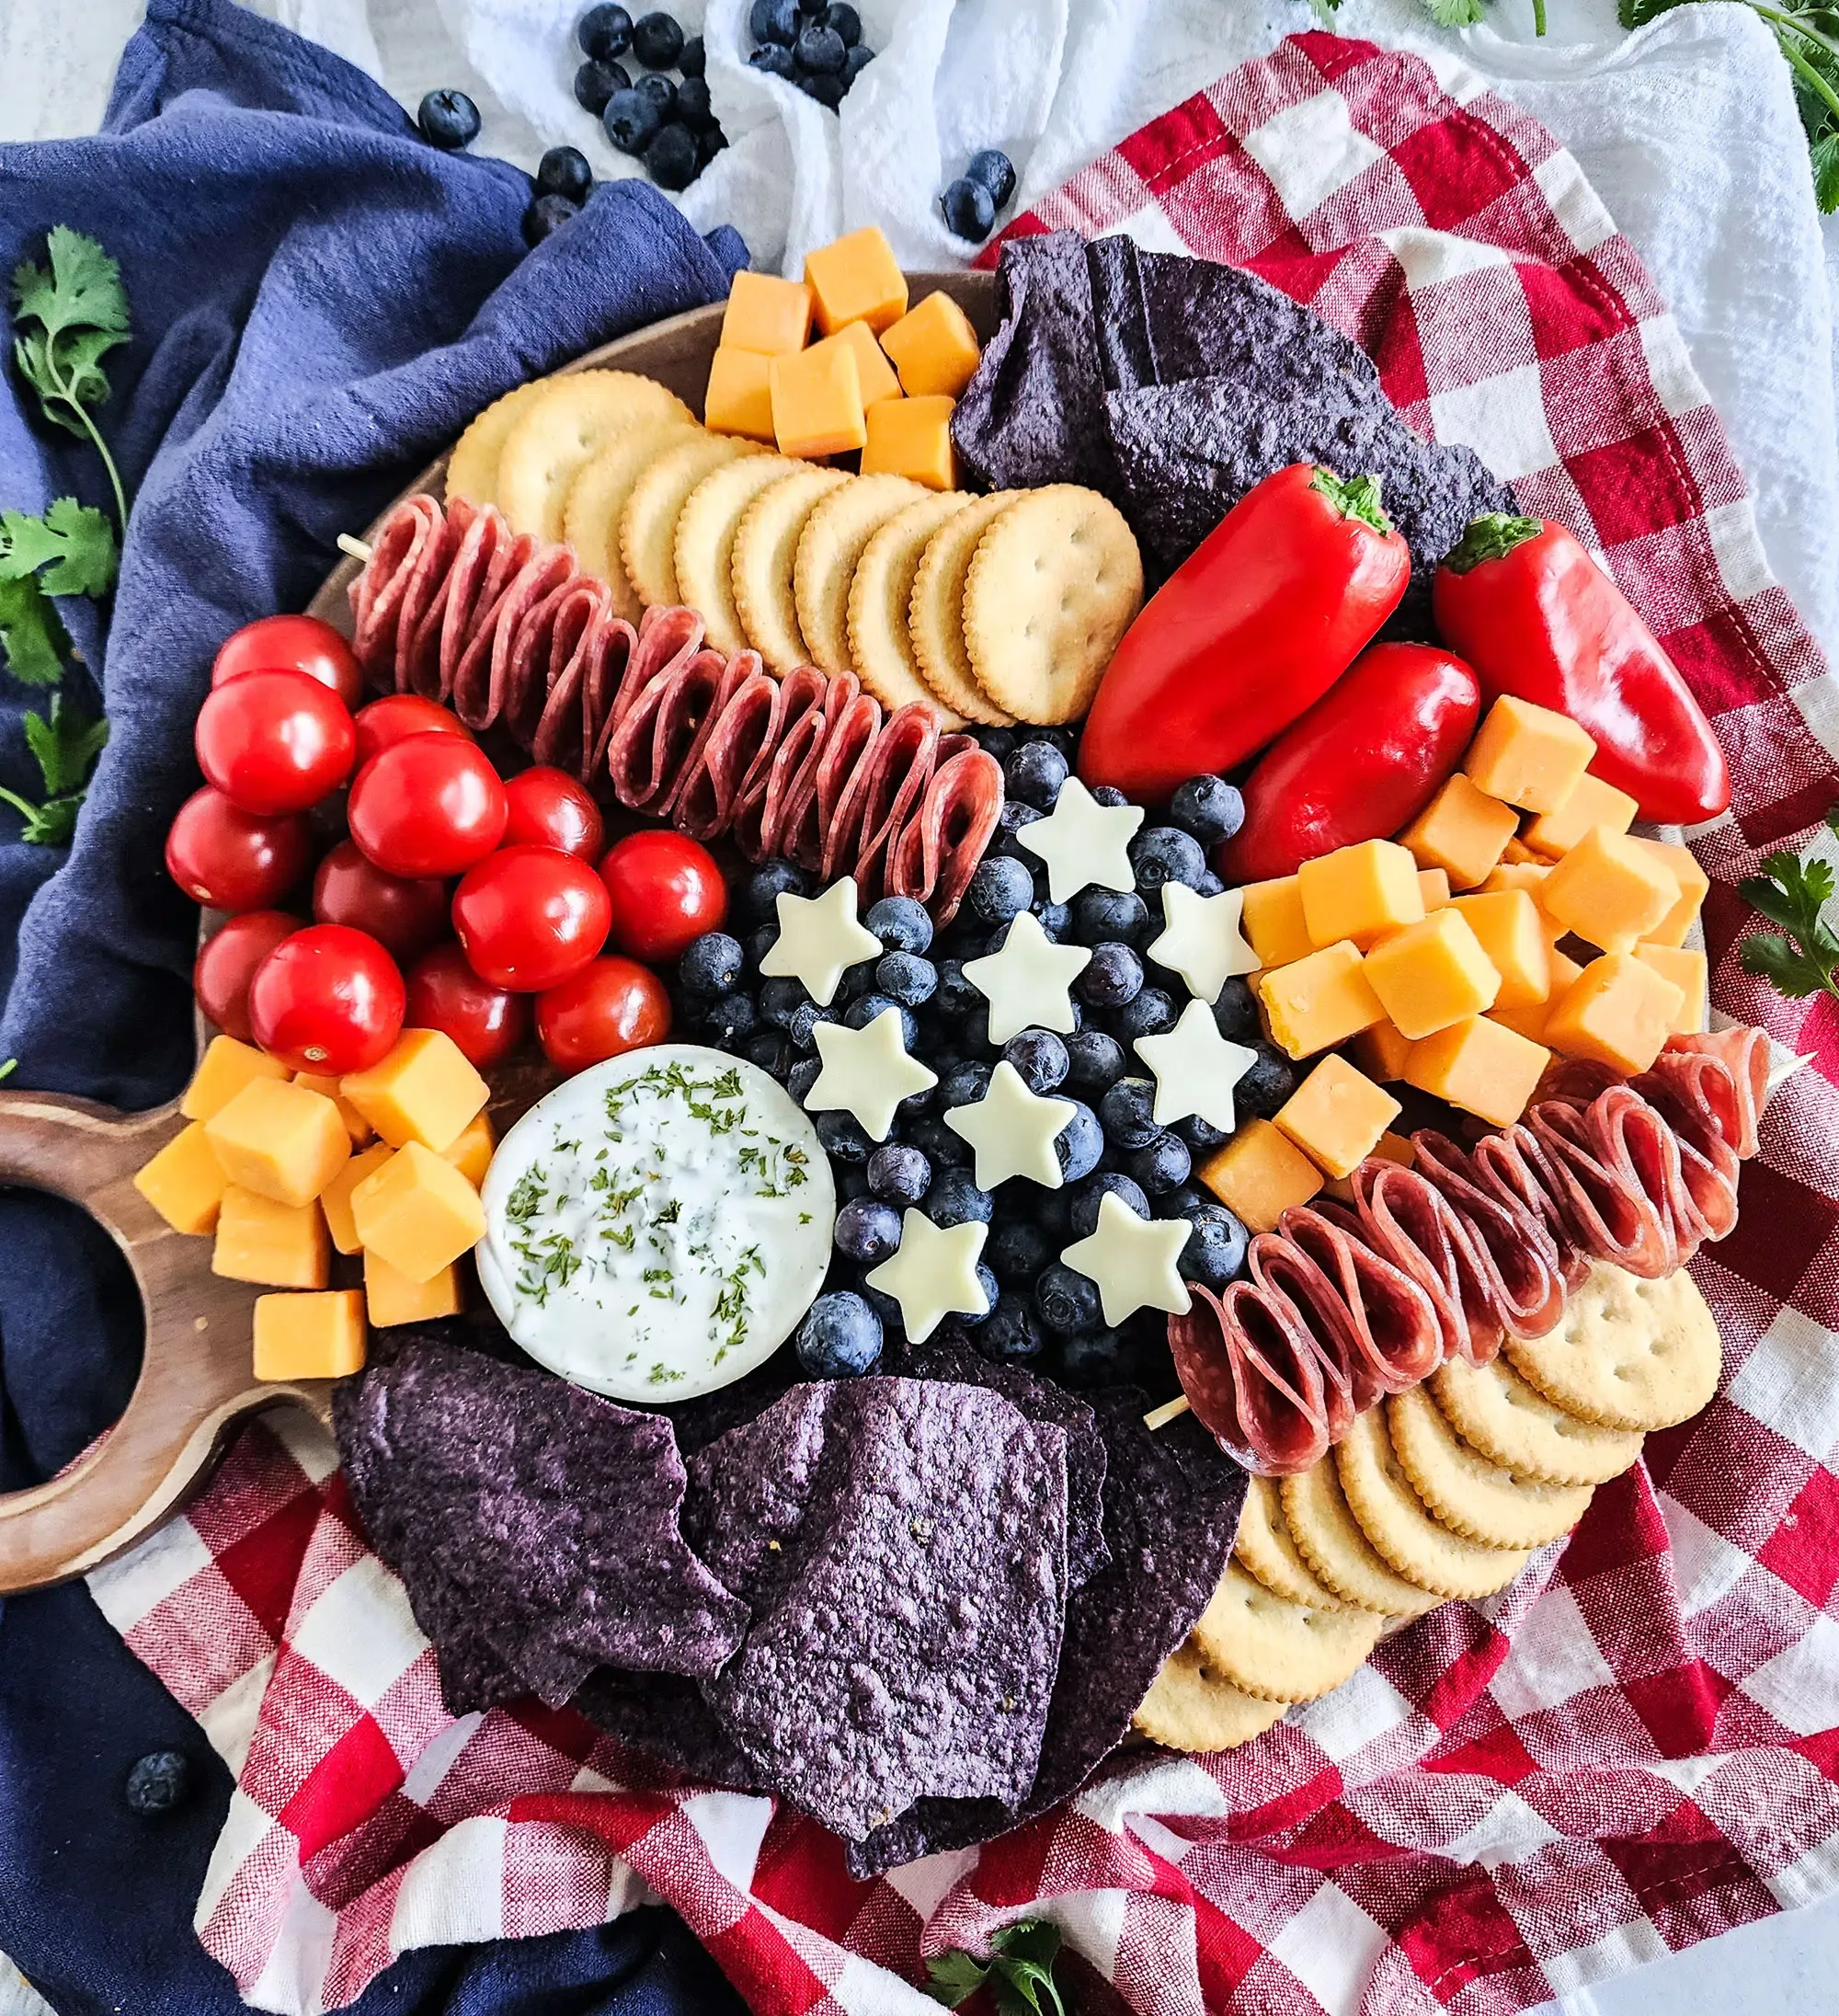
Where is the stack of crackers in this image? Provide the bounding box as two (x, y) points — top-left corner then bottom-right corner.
(1136, 1264), (1724, 1750)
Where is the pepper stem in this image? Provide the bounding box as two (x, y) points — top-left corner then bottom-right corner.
(1309, 468), (1394, 535)
(1443, 511), (1545, 573)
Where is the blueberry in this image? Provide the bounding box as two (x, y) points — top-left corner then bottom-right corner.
(637, 72), (678, 118)
(867, 1141), (931, 1207)
(788, 1056), (821, 1104)
(758, 974), (808, 1028)
(751, 0), (800, 42)
(1033, 1183), (1074, 1242)
(1176, 1112), (1230, 1155)
(1212, 977), (1260, 1044)
(991, 799), (1044, 861)
(703, 991), (757, 1048)
(124, 1748), (193, 1816)
(1069, 1170), (1149, 1238)
(633, 9), (685, 66)
(745, 1029), (791, 1078)
(795, 1289), (882, 1378)
(1006, 739), (1069, 809)
(1168, 773), (1244, 845)
(680, 30), (705, 74)
(1114, 986), (1178, 1042)
(928, 1166), (994, 1228)
(748, 41), (796, 75)
(959, 1002), (997, 1055)
(876, 951), (937, 1007)
(1178, 1205), (1248, 1291)
(603, 86), (661, 152)
(1054, 1100), (1104, 1183)
(1064, 1027), (1126, 1094)
(1035, 1262), (1102, 1334)
(698, 125), (729, 167)
(908, 1112), (969, 1166)
(577, 3), (634, 58)
(1072, 888), (1151, 948)
(823, 1), (863, 44)
(837, 957), (879, 1002)
(746, 923), (780, 972)
(1130, 825), (1207, 893)
(979, 1292), (1045, 1362)
(845, 992), (919, 1048)
(987, 1216), (1051, 1285)
(965, 147), (1017, 210)
(417, 89), (481, 149)
(942, 175), (997, 242)
(789, 1001), (835, 1051)
(1237, 1043), (1298, 1120)
(799, 0), (827, 13)
(522, 195), (579, 246)
(575, 57), (632, 111)
(933, 958), (982, 1019)
(1055, 1327), (1130, 1387)
(966, 854), (1034, 927)
(1101, 1077), (1160, 1151)
(1033, 898), (1071, 942)
(795, 23), (847, 72)
(1075, 941), (1143, 1010)
(1195, 869), (1224, 898)
(645, 120), (700, 189)
(835, 1197), (902, 1264)
(1088, 784), (1127, 807)
(957, 1264), (1000, 1325)
(744, 859), (808, 921)
(1127, 1130), (1192, 1195)
(853, 1273), (904, 1334)
(835, 1161), (873, 1205)
(867, 894), (932, 954)
(841, 42), (874, 86)
(940, 1060), (992, 1111)
(798, 69), (846, 106)
(1154, 1184), (1205, 1222)
(815, 1109), (874, 1163)
(1004, 1027), (1068, 1094)
(537, 144), (595, 203)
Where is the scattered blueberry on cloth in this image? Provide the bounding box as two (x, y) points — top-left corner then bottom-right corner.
(0, 1), (746, 2007)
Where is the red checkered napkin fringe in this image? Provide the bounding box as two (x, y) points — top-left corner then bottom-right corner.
(85, 31), (1839, 2016)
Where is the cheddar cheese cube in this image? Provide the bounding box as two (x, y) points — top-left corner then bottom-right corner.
(253, 1289), (366, 1381)
(320, 1140), (394, 1255)
(443, 1110), (497, 1189)
(860, 395), (957, 490)
(1325, 1128), (1414, 1201)
(1362, 909), (1501, 1040)
(769, 341), (866, 459)
(1199, 1118), (1323, 1232)
(1274, 1055), (1401, 1181)
(1418, 868), (1451, 911)
(1488, 949), (1583, 1046)
(1523, 771), (1639, 859)
(293, 1071), (373, 1145)
(1297, 839), (1424, 951)
(364, 1249), (464, 1328)
(1543, 952), (1684, 1076)
(204, 1079), (350, 1209)
(1451, 891), (1550, 1007)
(803, 226), (908, 335)
(1634, 944), (1707, 1034)
(213, 1186), (330, 1289)
(1258, 942), (1386, 1059)
(1478, 860), (1567, 941)
(703, 346), (777, 443)
(1239, 876), (1316, 968)
(340, 1029), (488, 1154)
(1463, 695), (1596, 814)
(806, 320), (902, 407)
(1540, 826), (1678, 954)
(1352, 1020), (1416, 1083)
(879, 290), (982, 398)
(180, 1035), (290, 1123)
(1398, 773), (1520, 890)
(350, 1140), (486, 1285)
(1501, 836), (1541, 865)
(1407, 1016), (1550, 1128)
(719, 269), (816, 355)
(1630, 839), (1709, 948)
(132, 1122), (229, 1236)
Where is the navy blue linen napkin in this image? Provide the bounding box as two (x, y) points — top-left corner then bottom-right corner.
(0, 3), (747, 2009)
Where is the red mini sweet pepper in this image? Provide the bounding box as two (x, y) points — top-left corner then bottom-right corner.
(1431, 513), (1730, 825)
(1079, 464), (1411, 802)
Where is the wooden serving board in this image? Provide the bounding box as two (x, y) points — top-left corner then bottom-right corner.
(0, 271), (996, 1596)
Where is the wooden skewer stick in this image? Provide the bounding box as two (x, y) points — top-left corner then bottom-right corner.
(1142, 1395), (1192, 1431)
(337, 533), (374, 564)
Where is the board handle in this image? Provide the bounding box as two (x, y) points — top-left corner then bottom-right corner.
(0, 1091), (331, 1594)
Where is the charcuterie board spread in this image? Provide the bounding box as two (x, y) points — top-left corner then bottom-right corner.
(66, 225), (1766, 1866)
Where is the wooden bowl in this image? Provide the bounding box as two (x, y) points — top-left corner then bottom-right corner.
(0, 272), (996, 1595)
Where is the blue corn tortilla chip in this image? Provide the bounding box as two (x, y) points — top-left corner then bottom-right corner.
(684, 1377), (1070, 1840)
(334, 1330), (748, 1712)
(573, 1667), (771, 1791)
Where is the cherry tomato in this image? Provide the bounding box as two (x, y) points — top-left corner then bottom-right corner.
(247, 923), (405, 1075)
(193, 911), (303, 1043)
(195, 668), (356, 816)
(503, 766), (605, 861)
(405, 944), (531, 1070)
(451, 844), (611, 991)
(165, 786), (313, 911)
(352, 693), (473, 771)
(536, 956), (671, 1073)
(348, 734), (508, 878)
(211, 613), (363, 712)
(597, 830), (727, 963)
(312, 840), (448, 964)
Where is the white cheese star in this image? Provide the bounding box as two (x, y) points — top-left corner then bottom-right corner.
(758, 876), (881, 1007)
(1016, 775), (1145, 903)
(944, 1060), (1075, 1190)
(1134, 997), (1259, 1132)
(1059, 1191), (1193, 1327)
(865, 1210), (991, 1343)
(1148, 882), (1260, 1004)
(805, 1007), (939, 1142)
(963, 911), (1092, 1045)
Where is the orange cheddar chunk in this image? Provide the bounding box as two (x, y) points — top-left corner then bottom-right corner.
(133, 1122), (229, 1236)
(1199, 1118), (1323, 1232)
(1258, 942), (1386, 1059)
(1501, 836), (1541, 865)
(204, 1078), (350, 1209)
(769, 341), (866, 459)
(1418, 867), (1451, 911)
(803, 226), (908, 336)
(1462, 695), (1595, 814)
(1543, 952), (1684, 1076)
(443, 1110), (496, 1189)
(1239, 876), (1316, 968)
(1274, 1054), (1401, 1180)
(1540, 826), (1678, 954)
(365, 1249), (464, 1327)
(1629, 839), (1709, 948)
(878, 290), (982, 398)
(1297, 839), (1423, 950)
(1326, 1128), (1413, 1200)
(719, 269), (816, 355)
(253, 1289), (365, 1381)
(1398, 773), (1519, 890)
(1451, 890), (1550, 1007)
(341, 1028), (488, 1154)
(703, 347), (777, 443)
(293, 1071), (374, 1145)
(1478, 860), (1565, 938)
(1407, 1016), (1550, 1128)
(1523, 771), (1639, 859)
(180, 1034), (290, 1122)
(1362, 909), (1500, 1040)
(1487, 949), (1583, 1046)
(350, 1140), (486, 1285)
(213, 1186), (329, 1289)
(807, 319), (902, 407)
(320, 1140), (394, 1255)
(1352, 1019), (1416, 1083)
(860, 395), (957, 490)
(1635, 945), (1708, 1034)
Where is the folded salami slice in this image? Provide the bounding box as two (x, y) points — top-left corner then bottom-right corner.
(849, 704), (940, 895)
(1525, 1095), (1678, 1279)
(665, 655), (774, 836)
(531, 606), (636, 774)
(1408, 1131), (1567, 1340)
(734, 667), (827, 862)
(412, 499), (527, 704)
(885, 747), (1005, 924)
(1277, 1204), (1444, 1402)
(1662, 1028), (1768, 1159)
(1168, 1280), (1332, 1475)
(813, 682), (884, 881)
(603, 647), (730, 811)
(451, 543), (577, 731)
(350, 493), (449, 690)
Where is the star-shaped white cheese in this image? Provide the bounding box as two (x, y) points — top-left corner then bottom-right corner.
(963, 911), (1091, 1045)
(943, 1060), (1075, 1190)
(806, 1007), (939, 1142)
(865, 1210), (991, 1343)
(1149, 882), (1260, 1004)
(1134, 997), (1259, 1132)
(1059, 1191), (1194, 1327)
(758, 876), (881, 1008)
(1016, 776), (1145, 903)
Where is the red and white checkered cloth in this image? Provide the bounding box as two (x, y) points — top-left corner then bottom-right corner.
(86, 29), (1839, 2016)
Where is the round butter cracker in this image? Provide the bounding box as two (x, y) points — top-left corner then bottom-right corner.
(564, 418), (706, 624)
(1192, 1561), (1384, 1703)
(847, 491), (974, 725)
(794, 474), (924, 675)
(908, 491), (1020, 727)
(674, 453), (801, 658)
(1433, 1353), (1643, 1486)
(1236, 1472), (1350, 1611)
(1388, 1386), (1594, 1550)
(621, 433), (765, 614)
(1133, 1640), (1289, 1753)
(496, 371), (696, 541)
(732, 465), (851, 671)
(446, 380), (552, 510)
(1280, 1460), (1444, 1619)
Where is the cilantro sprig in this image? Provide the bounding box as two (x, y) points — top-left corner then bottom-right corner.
(10, 227), (131, 533)
(1738, 809), (1839, 1002)
(1310, 0), (1549, 40)
(926, 1920), (1068, 2016)
(0, 693), (110, 847)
